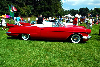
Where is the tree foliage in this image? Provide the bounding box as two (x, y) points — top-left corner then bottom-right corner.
(70, 9), (78, 16)
(79, 7), (89, 16)
(0, 0), (100, 17)
(91, 8), (100, 17)
(0, 0), (62, 17)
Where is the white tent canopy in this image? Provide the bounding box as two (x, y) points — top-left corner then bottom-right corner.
(64, 14), (82, 18)
(65, 14), (72, 18)
(75, 14), (82, 18)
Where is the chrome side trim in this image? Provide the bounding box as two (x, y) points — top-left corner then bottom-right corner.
(6, 32), (11, 33)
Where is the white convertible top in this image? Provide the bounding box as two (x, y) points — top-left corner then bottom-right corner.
(31, 20), (52, 27)
(31, 20), (73, 27)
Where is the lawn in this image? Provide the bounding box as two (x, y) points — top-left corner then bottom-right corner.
(0, 19), (100, 67)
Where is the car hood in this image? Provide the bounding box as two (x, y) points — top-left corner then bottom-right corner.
(63, 25), (91, 34)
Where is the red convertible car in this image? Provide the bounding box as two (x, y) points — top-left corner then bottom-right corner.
(6, 22), (91, 43)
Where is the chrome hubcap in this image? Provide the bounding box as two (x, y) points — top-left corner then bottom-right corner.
(71, 34), (81, 43)
(22, 34), (29, 40)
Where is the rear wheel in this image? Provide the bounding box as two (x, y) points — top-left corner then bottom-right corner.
(22, 34), (30, 40)
(71, 34), (81, 43)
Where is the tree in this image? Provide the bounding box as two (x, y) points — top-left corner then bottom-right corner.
(70, 9), (79, 16)
(0, 0), (63, 17)
(93, 8), (100, 17)
(64, 10), (70, 15)
(79, 7), (89, 16)
(0, 0), (9, 15)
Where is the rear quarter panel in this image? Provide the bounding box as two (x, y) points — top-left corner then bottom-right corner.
(8, 26), (41, 38)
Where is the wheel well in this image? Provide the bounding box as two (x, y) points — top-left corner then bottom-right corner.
(67, 33), (83, 40)
(17, 34), (22, 39)
(66, 33), (83, 43)
(18, 34), (31, 39)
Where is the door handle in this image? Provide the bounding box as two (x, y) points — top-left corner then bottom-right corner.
(41, 29), (44, 30)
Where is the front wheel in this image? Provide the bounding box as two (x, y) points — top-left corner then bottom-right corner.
(71, 34), (81, 43)
(22, 34), (30, 40)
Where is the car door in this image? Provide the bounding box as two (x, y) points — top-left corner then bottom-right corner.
(58, 27), (70, 39)
(29, 26), (41, 39)
(40, 27), (65, 40)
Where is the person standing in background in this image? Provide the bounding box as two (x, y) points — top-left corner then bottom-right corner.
(90, 17), (92, 29)
(70, 17), (73, 23)
(88, 18), (90, 29)
(37, 15), (43, 24)
(53, 17), (55, 20)
(86, 17), (89, 28)
(14, 17), (17, 24)
(28, 17), (30, 23)
(20, 16), (23, 22)
(9, 17), (11, 23)
(66, 17), (68, 23)
(60, 17), (62, 21)
(1, 17), (6, 30)
(16, 15), (21, 25)
(73, 15), (78, 25)
(36, 17), (38, 24)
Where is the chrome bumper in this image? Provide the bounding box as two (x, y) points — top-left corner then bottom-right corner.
(83, 35), (91, 39)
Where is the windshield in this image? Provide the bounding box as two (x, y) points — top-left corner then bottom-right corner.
(49, 19), (57, 22)
(52, 20), (65, 27)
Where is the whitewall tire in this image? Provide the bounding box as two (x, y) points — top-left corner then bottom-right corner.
(71, 34), (81, 43)
(22, 34), (30, 40)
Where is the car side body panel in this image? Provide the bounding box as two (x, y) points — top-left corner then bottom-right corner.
(6, 25), (91, 41)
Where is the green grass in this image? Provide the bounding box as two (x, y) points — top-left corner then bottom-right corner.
(0, 19), (100, 67)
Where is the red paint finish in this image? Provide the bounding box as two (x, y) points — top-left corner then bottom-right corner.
(7, 33), (19, 37)
(6, 22), (31, 29)
(6, 25), (91, 42)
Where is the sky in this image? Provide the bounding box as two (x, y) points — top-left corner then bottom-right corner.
(61, 0), (100, 10)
